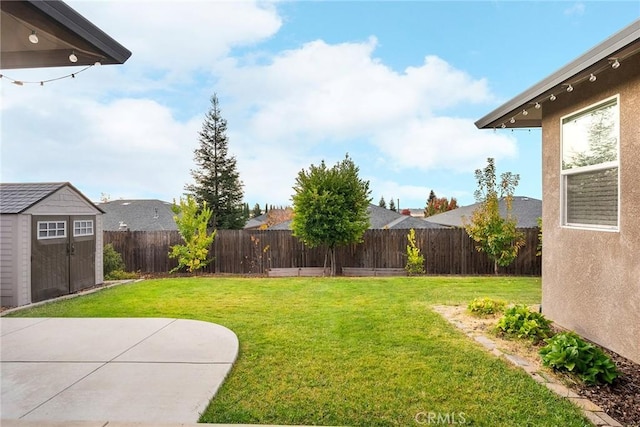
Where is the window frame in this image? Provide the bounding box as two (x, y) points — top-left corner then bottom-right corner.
(73, 219), (94, 237)
(560, 94), (620, 232)
(37, 221), (67, 240)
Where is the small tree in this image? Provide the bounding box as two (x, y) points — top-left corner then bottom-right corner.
(464, 158), (525, 275)
(169, 195), (216, 273)
(424, 192), (458, 217)
(291, 154), (371, 276)
(389, 198), (396, 211)
(378, 196), (387, 208)
(405, 228), (425, 275)
(251, 203), (262, 217)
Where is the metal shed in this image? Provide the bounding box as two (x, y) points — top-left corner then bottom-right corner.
(0, 182), (103, 307)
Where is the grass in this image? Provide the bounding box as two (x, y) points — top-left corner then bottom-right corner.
(7, 276), (590, 426)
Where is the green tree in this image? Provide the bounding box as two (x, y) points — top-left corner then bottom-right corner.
(378, 196), (387, 208)
(464, 158), (525, 275)
(291, 154), (371, 276)
(169, 196), (216, 273)
(251, 203), (262, 217)
(185, 94), (245, 229)
(389, 197), (396, 211)
(405, 228), (425, 275)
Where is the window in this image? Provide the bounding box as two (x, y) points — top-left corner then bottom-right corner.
(38, 221), (67, 239)
(74, 220), (94, 236)
(561, 96), (619, 230)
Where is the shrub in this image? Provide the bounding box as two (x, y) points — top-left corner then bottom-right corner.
(467, 297), (506, 316)
(105, 269), (139, 280)
(495, 305), (552, 342)
(539, 332), (619, 385)
(103, 244), (125, 277)
(405, 228), (425, 275)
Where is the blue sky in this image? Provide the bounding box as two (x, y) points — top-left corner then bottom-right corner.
(1, 1), (638, 210)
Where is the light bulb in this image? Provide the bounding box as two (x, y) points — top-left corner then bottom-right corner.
(69, 51), (78, 63)
(550, 94), (556, 101)
(522, 109), (528, 116)
(589, 74), (596, 82)
(611, 59), (620, 69)
(510, 117), (515, 124)
(501, 123), (506, 129)
(566, 84), (573, 92)
(94, 61), (101, 66)
(29, 31), (39, 44)
(534, 102), (541, 109)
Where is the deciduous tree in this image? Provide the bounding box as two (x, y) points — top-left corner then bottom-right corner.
(291, 154), (371, 275)
(169, 196), (216, 273)
(185, 93), (245, 229)
(424, 192), (458, 217)
(464, 158), (525, 275)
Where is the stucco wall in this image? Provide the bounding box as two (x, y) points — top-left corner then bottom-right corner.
(541, 54), (640, 363)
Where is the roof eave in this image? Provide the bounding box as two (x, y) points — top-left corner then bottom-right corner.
(475, 19), (640, 130)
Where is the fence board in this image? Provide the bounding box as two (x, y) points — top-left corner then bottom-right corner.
(103, 228), (541, 276)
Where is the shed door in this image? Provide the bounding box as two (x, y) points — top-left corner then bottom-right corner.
(31, 216), (96, 302)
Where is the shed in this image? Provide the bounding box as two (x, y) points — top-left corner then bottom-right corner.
(0, 182), (104, 307)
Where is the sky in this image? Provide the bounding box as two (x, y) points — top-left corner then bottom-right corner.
(1, 1), (639, 210)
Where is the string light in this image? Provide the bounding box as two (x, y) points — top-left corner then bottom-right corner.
(534, 102), (541, 109)
(589, 73), (597, 82)
(566, 84), (573, 92)
(69, 51), (78, 63)
(549, 94), (556, 101)
(0, 64), (94, 86)
(522, 109), (528, 116)
(29, 30), (39, 44)
(611, 59), (620, 69)
(510, 117), (516, 124)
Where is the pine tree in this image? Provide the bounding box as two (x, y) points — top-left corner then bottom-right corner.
(251, 203), (262, 217)
(378, 196), (387, 208)
(389, 198), (396, 212)
(185, 94), (245, 229)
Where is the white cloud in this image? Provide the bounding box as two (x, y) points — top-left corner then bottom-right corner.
(564, 2), (586, 16)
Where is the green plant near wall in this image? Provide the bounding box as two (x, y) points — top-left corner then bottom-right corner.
(495, 304), (552, 342)
(405, 228), (425, 275)
(539, 332), (619, 385)
(467, 297), (506, 316)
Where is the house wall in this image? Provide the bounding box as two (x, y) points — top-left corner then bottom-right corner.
(541, 54), (640, 363)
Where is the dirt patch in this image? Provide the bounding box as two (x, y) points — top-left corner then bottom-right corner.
(434, 305), (640, 427)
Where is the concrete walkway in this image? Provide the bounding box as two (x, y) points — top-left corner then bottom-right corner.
(1, 317), (239, 424)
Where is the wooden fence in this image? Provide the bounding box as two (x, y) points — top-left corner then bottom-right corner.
(103, 228), (541, 276)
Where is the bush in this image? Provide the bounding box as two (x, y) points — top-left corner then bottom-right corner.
(405, 228), (425, 275)
(495, 305), (552, 342)
(103, 244), (125, 277)
(105, 269), (139, 281)
(539, 332), (619, 385)
(467, 297), (506, 316)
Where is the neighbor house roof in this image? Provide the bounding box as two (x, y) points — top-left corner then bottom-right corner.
(1, 0), (131, 69)
(475, 19), (640, 130)
(267, 204), (444, 231)
(0, 182), (102, 214)
(98, 199), (177, 231)
(424, 196), (541, 229)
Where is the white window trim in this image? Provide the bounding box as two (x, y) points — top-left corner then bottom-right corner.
(73, 219), (94, 237)
(37, 221), (67, 240)
(559, 94), (620, 232)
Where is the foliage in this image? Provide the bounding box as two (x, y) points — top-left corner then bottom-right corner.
(464, 158), (525, 274)
(291, 154), (371, 276)
(536, 217), (542, 256)
(388, 197), (396, 211)
(169, 196), (217, 273)
(405, 228), (425, 275)
(378, 195), (386, 208)
(185, 93), (246, 229)
(467, 297), (506, 316)
(563, 106), (617, 169)
(424, 191), (458, 217)
(105, 269), (139, 280)
(251, 203), (262, 217)
(495, 304), (552, 342)
(540, 332), (619, 385)
(103, 243), (125, 277)
(244, 234), (270, 274)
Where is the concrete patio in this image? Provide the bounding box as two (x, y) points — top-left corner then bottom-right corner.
(1, 317), (238, 424)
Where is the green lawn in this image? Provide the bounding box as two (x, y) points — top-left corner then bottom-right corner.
(7, 276), (590, 426)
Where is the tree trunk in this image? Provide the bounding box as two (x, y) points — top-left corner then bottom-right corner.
(330, 248), (336, 276)
(494, 260), (499, 275)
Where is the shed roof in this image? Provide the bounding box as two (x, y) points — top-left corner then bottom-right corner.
(0, 182), (102, 214)
(1, 0), (131, 69)
(475, 19), (640, 130)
